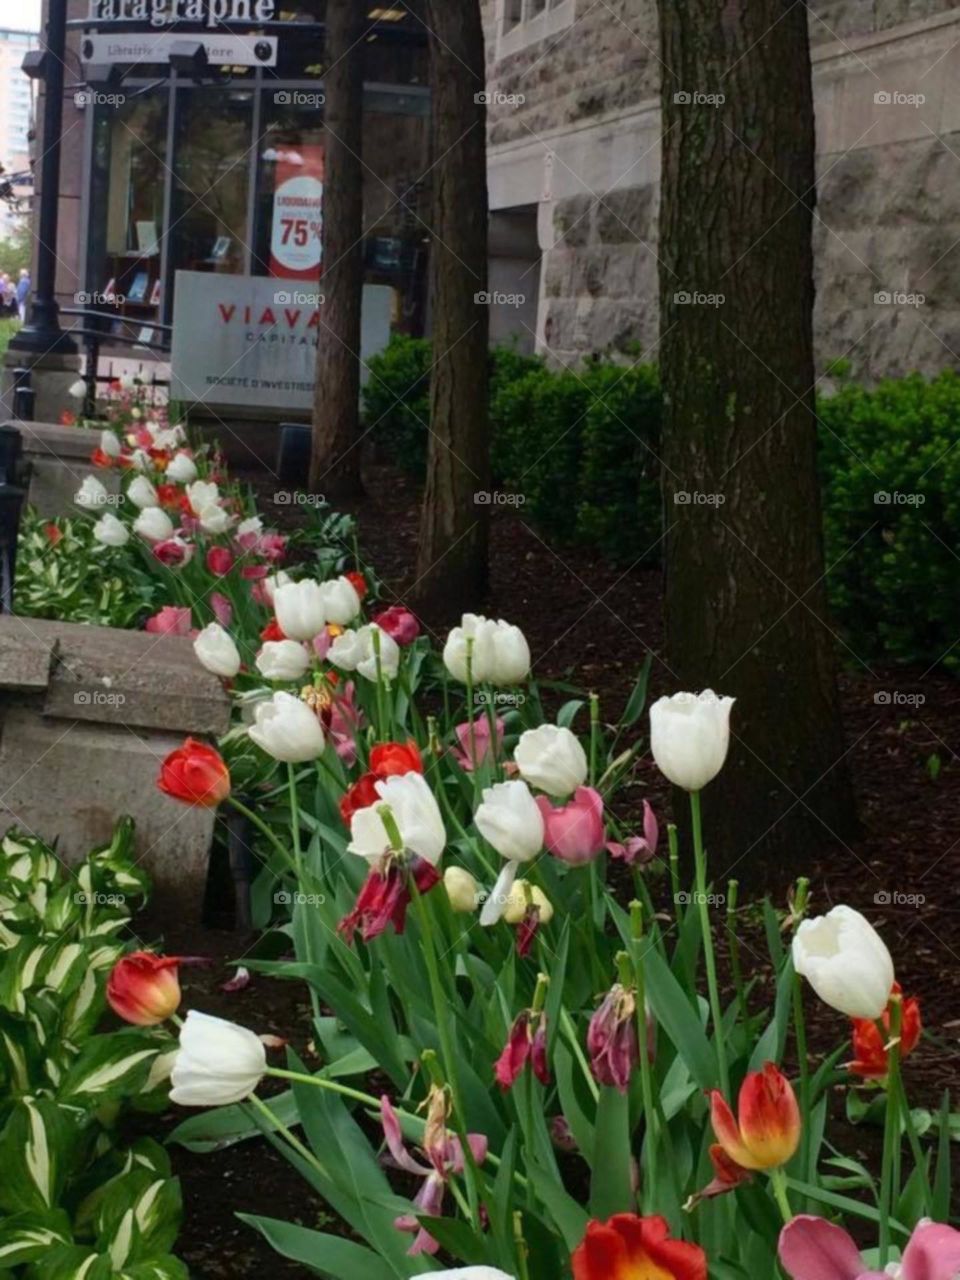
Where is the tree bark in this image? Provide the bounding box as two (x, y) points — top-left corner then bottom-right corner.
(309, 0), (365, 500)
(657, 1), (857, 881)
(413, 0), (490, 616)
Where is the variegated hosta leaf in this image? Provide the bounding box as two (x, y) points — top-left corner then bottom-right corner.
(119, 1258), (190, 1280)
(26, 1244), (114, 1280)
(0, 1098), (73, 1215)
(94, 1167), (182, 1268)
(0, 1008), (46, 1096)
(57, 1033), (159, 1105)
(0, 1208), (71, 1267)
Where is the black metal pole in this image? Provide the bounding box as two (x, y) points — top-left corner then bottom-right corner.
(9, 0), (76, 357)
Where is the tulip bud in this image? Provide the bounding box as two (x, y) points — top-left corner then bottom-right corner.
(107, 951), (183, 1025)
(649, 689), (735, 792)
(444, 866), (480, 913)
(502, 879), (552, 925)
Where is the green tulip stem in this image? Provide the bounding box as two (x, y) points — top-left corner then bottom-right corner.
(589, 692), (600, 785)
(628, 906), (659, 1215)
(667, 824), (683, 933)
(514, 1211), (532, 1280)
(878, 997), (903, 1268)
(372, 627), (388, 742)
(247, 1092), (329, 1180)
(690, 790), (730, 1098)
(559, 1005), (600, 1103)
(769, 1167), (794, 1225)
(227, 796), (295, 870)
(792, 974), (812, 1200)
(287, 763), (304, 884)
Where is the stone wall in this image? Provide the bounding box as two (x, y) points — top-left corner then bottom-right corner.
(483, 1), (960, 379)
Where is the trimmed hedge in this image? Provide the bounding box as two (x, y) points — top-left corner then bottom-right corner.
(364, 337), (960, 668)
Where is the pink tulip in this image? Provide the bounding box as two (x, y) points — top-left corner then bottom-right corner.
(206, 546), (234, 576)
(241, 564), (268, 581)
(779, 1216), (960, 1280)
(211, 592), (233, 628)
(145, 605), (193, 636)
(153, 538), (193, 568)
(450, 714), (504, 772)
(328, 680), (362, 764)
(537, 786), (605, 865)
(373, 605), (420, 646)
(607, 800), (659, 867)
(258, 532), (288, 563)
(587, 983), (643, 1093)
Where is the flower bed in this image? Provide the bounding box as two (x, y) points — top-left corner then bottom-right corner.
(13, 382), (957, 1279)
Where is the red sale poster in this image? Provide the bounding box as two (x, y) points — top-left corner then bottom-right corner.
(269, 144), (325, 280)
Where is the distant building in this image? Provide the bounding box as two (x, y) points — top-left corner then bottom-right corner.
(481, 1), (960, 380)
(0, 27), (38, 239)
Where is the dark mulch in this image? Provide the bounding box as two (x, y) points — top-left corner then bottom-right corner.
(154, 455), (960, 1275)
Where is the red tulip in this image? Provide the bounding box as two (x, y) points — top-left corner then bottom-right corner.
(206, 546), (234, 576)
(494, 1010), (549, 1090)
(373, 605), (420, 646)
(261, 618), (286, 642)
(709, 1062), (801, 1171)
(339, 741), (424, 825)
(158, 738), (230, 807)
(338, 855), (440, 945)
(345, 570), (368, 599)
(849, 983), (921, 1079)
(573, 1214), (707, 1280)
(107, 952), (183, 1025)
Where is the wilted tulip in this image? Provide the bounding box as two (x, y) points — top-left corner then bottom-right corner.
(792, 904), (895, 1020)
(587, 983), (641, 1094)
(495, 1009), (549, 1090)
(606, 800), (659, 867)
(649, 689), (735, 792)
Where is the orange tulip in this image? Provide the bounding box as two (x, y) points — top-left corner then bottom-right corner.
(708, 1062), (801, 1171)
(849, 983), (921, 1079)
(573, 1214), (707, 1280)
(107, 952), (183, 1025)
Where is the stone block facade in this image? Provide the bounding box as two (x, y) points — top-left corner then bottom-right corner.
(482, 0), (960, 379)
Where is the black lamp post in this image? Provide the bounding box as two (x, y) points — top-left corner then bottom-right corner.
(9, 0), (77, 358)
(0, 426), (28, 614)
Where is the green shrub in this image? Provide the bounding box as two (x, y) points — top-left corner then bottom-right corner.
(362, 335), (432, 473)
(819, 369), (960, 668)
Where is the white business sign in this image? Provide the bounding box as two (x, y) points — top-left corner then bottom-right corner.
(82, 31), (277, 65)
(170, 271), (394, 413)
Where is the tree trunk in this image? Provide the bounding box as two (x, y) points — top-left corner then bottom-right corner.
(657, 1), (857, 881)
(413, 0), (490, 616)
(309, 0), (365, 500)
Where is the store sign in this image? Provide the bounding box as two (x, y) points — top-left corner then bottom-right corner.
(170, 271), (394, 413)
(269, 145), (325, 281)
(86, 0), (276, 27)
(82, 31), (277, 65)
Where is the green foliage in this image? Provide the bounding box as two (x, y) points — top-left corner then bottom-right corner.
(0, 319), (20, 364)
(0, 824), (183, 1277)
(0, 224), (31, 278)
(819, 370), (960, 668)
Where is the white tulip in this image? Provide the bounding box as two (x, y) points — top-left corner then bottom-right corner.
(193, 623), (241, 679)
(348, 772), (446, 866)
(318, 575), (362, 626)
(649, 689), (735, 792)
(151, 425), (185, 450)
(443, 614), (530, 685)
(792, 905), (895, 1020)
(514, 724), (588, 797)
(69, 377), (87, 400)
(169, 1011), (266, 1106)
(74, 475), (110, 509)
(255, 640), (310, 682)
(127, 475), (159, 509)
(475, 780), (545, 926)
(263, 570), (292, 603)
(237, 515), (263, 540)
(444, 866), (480, 913)
(328, 624), (399, 682)
(133, 506), (175, 543)
(198, 503), (232, 535)
(99, 429), (121, 458)
(127, 448), (150, 472)
(186, 479), (220, 513)
(248, 691), (326, 763)
(274, 579), (328, 642)
(502, 879), (554, 925)
(92, 513), (129, 548)
(413, 1268), (516, 1280)
(166, 452), (198, 484)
